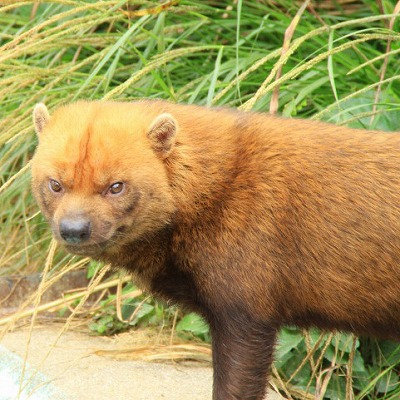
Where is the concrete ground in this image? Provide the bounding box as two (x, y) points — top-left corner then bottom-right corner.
(0, 326), (284, 400)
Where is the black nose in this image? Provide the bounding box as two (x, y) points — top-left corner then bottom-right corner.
(59, 218), (91, 244)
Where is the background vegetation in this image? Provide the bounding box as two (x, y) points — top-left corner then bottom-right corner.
(1, 0), (400, 398)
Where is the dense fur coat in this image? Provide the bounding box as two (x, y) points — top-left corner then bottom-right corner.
(31, 100), (400, 399)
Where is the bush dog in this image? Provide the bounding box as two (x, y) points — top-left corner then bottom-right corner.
(31, 100), (400, 399)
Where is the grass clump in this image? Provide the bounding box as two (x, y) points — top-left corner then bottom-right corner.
(1, 1), (400, 398)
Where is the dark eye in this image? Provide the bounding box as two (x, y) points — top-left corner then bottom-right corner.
(49, 179), (62, 193)
(108, 182), (125, 195)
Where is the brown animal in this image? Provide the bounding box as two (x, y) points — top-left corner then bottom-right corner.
(31, 100), (400, 399)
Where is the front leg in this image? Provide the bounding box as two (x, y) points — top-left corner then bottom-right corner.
(209, 311), (278, 400)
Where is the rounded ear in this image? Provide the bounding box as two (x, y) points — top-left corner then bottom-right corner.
(33, 103), (50, 137)
(147, 113), (177, 159)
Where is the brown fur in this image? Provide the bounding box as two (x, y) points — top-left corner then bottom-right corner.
(31, 100), (400, 399)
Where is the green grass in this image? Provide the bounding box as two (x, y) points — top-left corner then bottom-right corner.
(1, 1), (400, 398)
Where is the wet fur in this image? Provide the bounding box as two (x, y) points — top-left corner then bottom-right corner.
(31, 100), (400, 399)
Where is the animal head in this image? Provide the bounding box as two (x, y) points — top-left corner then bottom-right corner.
(31, 101), (177, 257)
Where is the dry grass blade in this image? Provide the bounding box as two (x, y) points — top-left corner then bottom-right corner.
(270, 0), (311, 115)
(0, 276), (137, 328)
(93, 327), (211, 364)
(96, 343), (212, 363)
(121, 0), (180, 17)
(116, 275), (148, 323)
(306, 333), (334, 395)
(345, 335), (357, 400)
(270, 374), (315, 400)
(316, 366), (336, 400)
(272, 364), (294, 399)
(370, 0), (400, 125)
(286, 331), (327, 385)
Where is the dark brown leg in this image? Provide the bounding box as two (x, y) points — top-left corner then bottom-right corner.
(209, 312), (277, 400)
